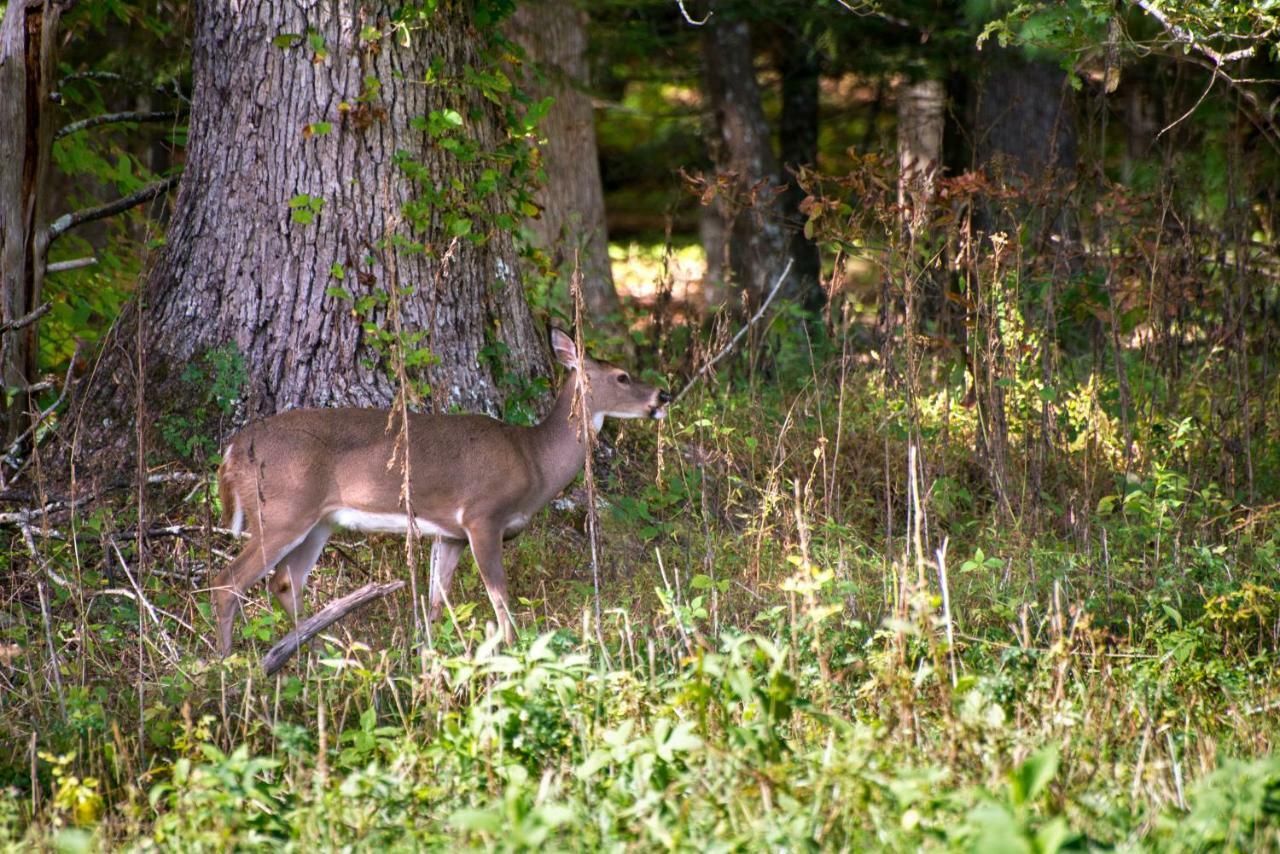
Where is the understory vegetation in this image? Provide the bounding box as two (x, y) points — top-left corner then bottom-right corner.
(4, 220), (1280, 848)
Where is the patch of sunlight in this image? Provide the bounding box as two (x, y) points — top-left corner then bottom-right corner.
(610, 240), (707, 305)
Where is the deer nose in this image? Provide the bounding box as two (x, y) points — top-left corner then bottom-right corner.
(658, 390), (672, 405)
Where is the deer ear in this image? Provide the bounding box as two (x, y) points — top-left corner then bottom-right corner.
(549, 327), (579, 370)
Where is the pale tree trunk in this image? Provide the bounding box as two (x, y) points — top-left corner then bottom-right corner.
(69, 0), (548, 466)
(897, 79), (945, 227)
(700, 12), (791, 311)
(507, 0), (624, 336)
(896, 78), (949, 336)
(0, 0), (67, 442)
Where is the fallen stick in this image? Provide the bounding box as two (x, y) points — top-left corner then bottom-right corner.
(262, 581), (405, 676)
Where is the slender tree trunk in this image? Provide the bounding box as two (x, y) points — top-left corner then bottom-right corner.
(67, 0), (548, 469)
(897, 77), (949, 335)
(964, 46), (1078, 518)
(700, 12), (791, 310)
(897, 79), (945, 225)
(0, 1), (67, 442)
(776, 32), (823, 313)
(699, 204), (728, 308)
(507, 0), (624, 336)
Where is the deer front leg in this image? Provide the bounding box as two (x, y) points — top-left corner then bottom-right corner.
(427, 537), (465, 623)
(212, 525), (317, 656)
(465, 524), (516, 644)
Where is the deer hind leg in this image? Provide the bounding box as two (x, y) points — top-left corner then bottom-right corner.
(465, 524), (516, 644)
(427, 537), (466, 623)
(213, 523), (317, 657)
(268, 522), (332, 624)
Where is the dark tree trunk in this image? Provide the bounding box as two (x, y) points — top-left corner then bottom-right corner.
(970, 46), (1077, 189)
(963, 46), (1079, 518)
(700, 12), (791, 310)
(0, 1), (67, 442)
(68, 0), (548, 467)
(775, 31), (823, 313)
(507, 0), (624, 336)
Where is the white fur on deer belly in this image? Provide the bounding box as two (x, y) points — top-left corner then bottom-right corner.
(328, 508), (454, 537)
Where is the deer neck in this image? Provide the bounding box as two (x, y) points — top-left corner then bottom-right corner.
(530, 370), (597, 499)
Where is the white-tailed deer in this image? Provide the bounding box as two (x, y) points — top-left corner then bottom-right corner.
(212, 328), (669, 656)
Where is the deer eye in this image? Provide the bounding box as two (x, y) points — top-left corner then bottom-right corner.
(616, 373), (631, 385)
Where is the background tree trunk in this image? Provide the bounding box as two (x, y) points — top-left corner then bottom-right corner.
(700, 12), (791, 311)
(0, 1), (67, 443)
(963, 46), (1079, 518)
(897, 78), (945, 224)
(896, 77), (950, 335)
(68, 0), (548, 466)
(775, 29), (823, 313)
(507, 0), (625, 338)
(970, 46), (1077, 189)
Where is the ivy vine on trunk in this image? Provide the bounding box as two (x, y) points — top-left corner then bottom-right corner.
(66, 0), (550, 473)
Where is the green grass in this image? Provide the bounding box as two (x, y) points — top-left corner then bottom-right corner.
(3, 331), (1280, 851)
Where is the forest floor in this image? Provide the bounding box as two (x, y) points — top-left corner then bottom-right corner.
(2, 299), (1280, 851)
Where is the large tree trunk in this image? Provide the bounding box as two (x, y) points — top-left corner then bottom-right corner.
(507, 0), (624, 336)
(700, 12), (791, 311)
(0, 1), (66, 443)
(68, 0), (548, 468)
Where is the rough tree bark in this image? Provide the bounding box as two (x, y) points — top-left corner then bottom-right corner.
(700, 11), (792, 311)
(69, 0), (549, 466)
(507, 0), (624, 334)
(0, 0), (68, 442)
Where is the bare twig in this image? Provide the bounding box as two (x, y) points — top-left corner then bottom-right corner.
(935, 536), (957, 688)
(91, 589), (216, 653)
(0, 496), (90, 525)
(55, 110), (179, 140)
(3, 342), (81, 467)
(145, 471), (204, 485)
(19, 523), (70, 587)
(833, 0), (912, 28)
(36, 581), (67, 721)
(110, 539), (181, 664)
(673, 259), (792, 404)
(1157, 63), (1219, 140)
(113, 524), (244, 541)
(46, 257), (96, 274)
(47, 174), (180, 244)
(0, 302), (51, 335)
